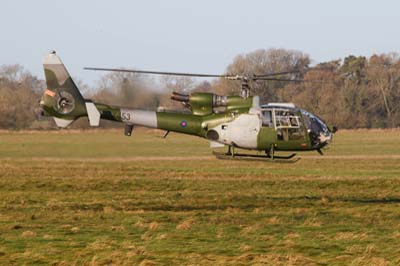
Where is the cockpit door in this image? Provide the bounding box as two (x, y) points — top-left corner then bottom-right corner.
(273, 109), (307, 149)
(257, 110), (276, 149)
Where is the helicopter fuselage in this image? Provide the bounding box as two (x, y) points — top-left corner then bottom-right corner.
(113, 98), (333, 153)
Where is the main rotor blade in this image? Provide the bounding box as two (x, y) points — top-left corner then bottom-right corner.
(254, 77), (326, 84)
(84, 67), (236, 79)
(253, 70), (301, 78)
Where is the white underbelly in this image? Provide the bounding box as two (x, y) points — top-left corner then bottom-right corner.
(211, 114), (261, 149)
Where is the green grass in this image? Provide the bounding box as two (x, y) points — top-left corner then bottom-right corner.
(0, 129), (400, 265)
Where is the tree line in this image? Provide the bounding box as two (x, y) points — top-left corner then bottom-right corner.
(1, 48), (399, 129)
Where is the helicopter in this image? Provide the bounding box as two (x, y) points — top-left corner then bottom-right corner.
(39, 51), (337, 161)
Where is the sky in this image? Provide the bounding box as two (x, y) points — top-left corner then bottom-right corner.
(2, 0), (400, 86)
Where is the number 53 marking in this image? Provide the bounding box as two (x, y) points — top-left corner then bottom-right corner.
(121, 112), (131, 121)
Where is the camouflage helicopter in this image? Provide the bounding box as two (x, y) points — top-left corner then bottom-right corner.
(39, 51), (337, 161)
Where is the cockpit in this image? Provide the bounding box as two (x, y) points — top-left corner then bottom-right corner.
(261, 103), (332, 148)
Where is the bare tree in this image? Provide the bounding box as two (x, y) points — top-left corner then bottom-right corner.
(366, 53), (400, 128)
(0, 65), (42, 129)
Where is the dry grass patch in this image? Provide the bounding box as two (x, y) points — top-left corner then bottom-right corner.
(103, 206), (115, 214)
(222, 253), (319, 266)
(266, 216), (280, 225)
(111, 225), (125, 231)
(350, 256), (389, 266)
(148, 222), (159, 231)
(321, 195), (332, 204)
(156, 233), (167, 240)
(239, 244), (252, 252)
(134, 220), (148, 228)
(21, 231), (36, 238)
(302, 218), (321, 227)
(141, 231), (153, 241)
(334, 232), (368, 241)
(285, 232), (300, 239)
(70, 227), (80, 233)
(138, 259), (157, 266)
(240, 224), (261, 236)
(87, 238), (116, 250)
(176, 218), (195, 230)
(42, 234), (54, 240)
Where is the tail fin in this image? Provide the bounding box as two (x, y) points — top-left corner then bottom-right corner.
(40, 51), (100, 128)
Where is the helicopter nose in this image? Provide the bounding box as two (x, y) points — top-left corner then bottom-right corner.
(328, 125), (338, 134)
(319, 131), (332, 144)
(316, 121), (334, 146)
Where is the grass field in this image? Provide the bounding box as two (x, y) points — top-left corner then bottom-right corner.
(1, 129), (400, 265)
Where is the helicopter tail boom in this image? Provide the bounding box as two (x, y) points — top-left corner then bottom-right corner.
(39, 51), (206, 136)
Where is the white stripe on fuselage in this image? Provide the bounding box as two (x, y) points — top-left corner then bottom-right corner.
(120, 109), (157, 128)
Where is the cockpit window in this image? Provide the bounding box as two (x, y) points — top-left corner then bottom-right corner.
(301, 110), (329, 134)
(261, 108), (305, 141)
(300, 109), (332, 147)
(274, 109), (300, 129)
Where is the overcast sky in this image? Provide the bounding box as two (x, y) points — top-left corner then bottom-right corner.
(2, 0), (400, 85)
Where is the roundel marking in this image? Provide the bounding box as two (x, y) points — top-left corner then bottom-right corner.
(180, 120), (188, 128)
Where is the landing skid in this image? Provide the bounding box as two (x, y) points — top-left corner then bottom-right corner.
(212, 151), (300, 163)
